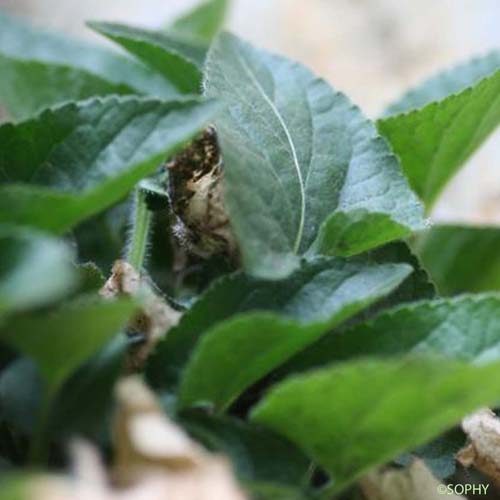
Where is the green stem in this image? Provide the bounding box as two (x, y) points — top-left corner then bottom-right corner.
(128, 188), (152, 270)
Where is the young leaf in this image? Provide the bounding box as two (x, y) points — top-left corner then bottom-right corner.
(414, 225), (500, 295)
(378, 66), (500, 208)
(0, 227), (76, 318)
(205, 33), (425, 278)
(0, 11), (175, 119)
(176, 260), (412, 410)
(252, 357), (500, 493)
(276, 295), (500, 377)
(0, 95), (219, 233)
(147, 258), (412, 392)
(0, 298), (135, 390)
(89, 22), (206, 94)
(171, 0), (230, 43)
(384, 50), (500, 115)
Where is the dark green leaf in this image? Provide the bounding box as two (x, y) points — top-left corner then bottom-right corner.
(75, 262), (105, 295)
(89, 22), (206, 94)
(50, 335), (127, 441)
(252, 357), (500, 493)
(0, 95), (219, 233)
(366, 241), (436, 308)
(283, 295), (500, 372)
(414, 225), (500, 295)
(205, 33), (424, 278)
(171, 0), (230, 43)
(148, 258), (412, 393)
(0, 53), (135, 122)
(395, 428), (465, 480)
(181, 412), (311, 488)
(0, 227), (76, 318)
(384, 50), (500, 115)
(0, 358), (42, 435)
(176, 259), (412, 410)
(73, 202), (130, 274)
(0, 298), (134, 390)
(378, 67), (500, 208)
(0, 10), (175, 119)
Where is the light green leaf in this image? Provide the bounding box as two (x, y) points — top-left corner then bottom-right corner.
(252, 357), (500, 493)
(278, 295), (500, 376)
(384, 50), (500, 115)
(0, 298), (134, 391)
(89, 22), (206, 94)
(177, 259), (412, 410)
(0, 227), (76, 318)
(378, 67), (500, 208)
(205, 33), (424, 278)
(414, 225), (500, 295)
(0, 95), (219, 233)
(148, 258), (412, 392)
(0, 53), (135, 121)
(0, 10), (175, 118)
(171, 0), (230, 43)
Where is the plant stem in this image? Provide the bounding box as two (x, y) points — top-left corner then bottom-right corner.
(128, 188), (152, 271)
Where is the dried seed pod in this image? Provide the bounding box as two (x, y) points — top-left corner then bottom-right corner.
(165, 127), (238, 261)
(100, 260), (182, 372)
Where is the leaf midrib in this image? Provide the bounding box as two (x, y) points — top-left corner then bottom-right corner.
(235, 50), (306, 253)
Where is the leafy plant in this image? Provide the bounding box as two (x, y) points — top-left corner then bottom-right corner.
(1, 1), (500, 499)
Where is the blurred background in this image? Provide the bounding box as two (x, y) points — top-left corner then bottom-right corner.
(0, 0), (499, 224)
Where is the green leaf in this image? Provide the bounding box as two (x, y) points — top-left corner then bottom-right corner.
(0, 358), (42, 435)
(181, 412), (311, 488)
(73, 202), (130, 274)
(396, 428), (465, 481)
(277, 295), (500, 377)
(414, 225), (500, 295)
(0, 95), (219, 233)
(0, 53), (136, 122)
(384, 50), (500, 115)
(205, 33), (424, 278)
(0, 227), (76, 318)
(366, 241), (436, 308)
(0, 337), (126, 446)
(177, 259), (412, 410)
(246, 484), (313, 500)
(0, 11), (175, 119)
(171, 0), (230, 43)
(148, 258), (412, 393)
(0, 298), (135, 390)
(50, 335), (127, 440)
(89, 22), (206, 94)
(252, 357), (500, 493)
(0, 475), (26, 500)
(378, 67), (500, 208)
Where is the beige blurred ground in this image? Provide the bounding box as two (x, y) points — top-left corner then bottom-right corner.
(1, 0), (499, 224)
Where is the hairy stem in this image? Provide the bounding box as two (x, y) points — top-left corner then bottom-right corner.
(127, 188), (152, 270)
